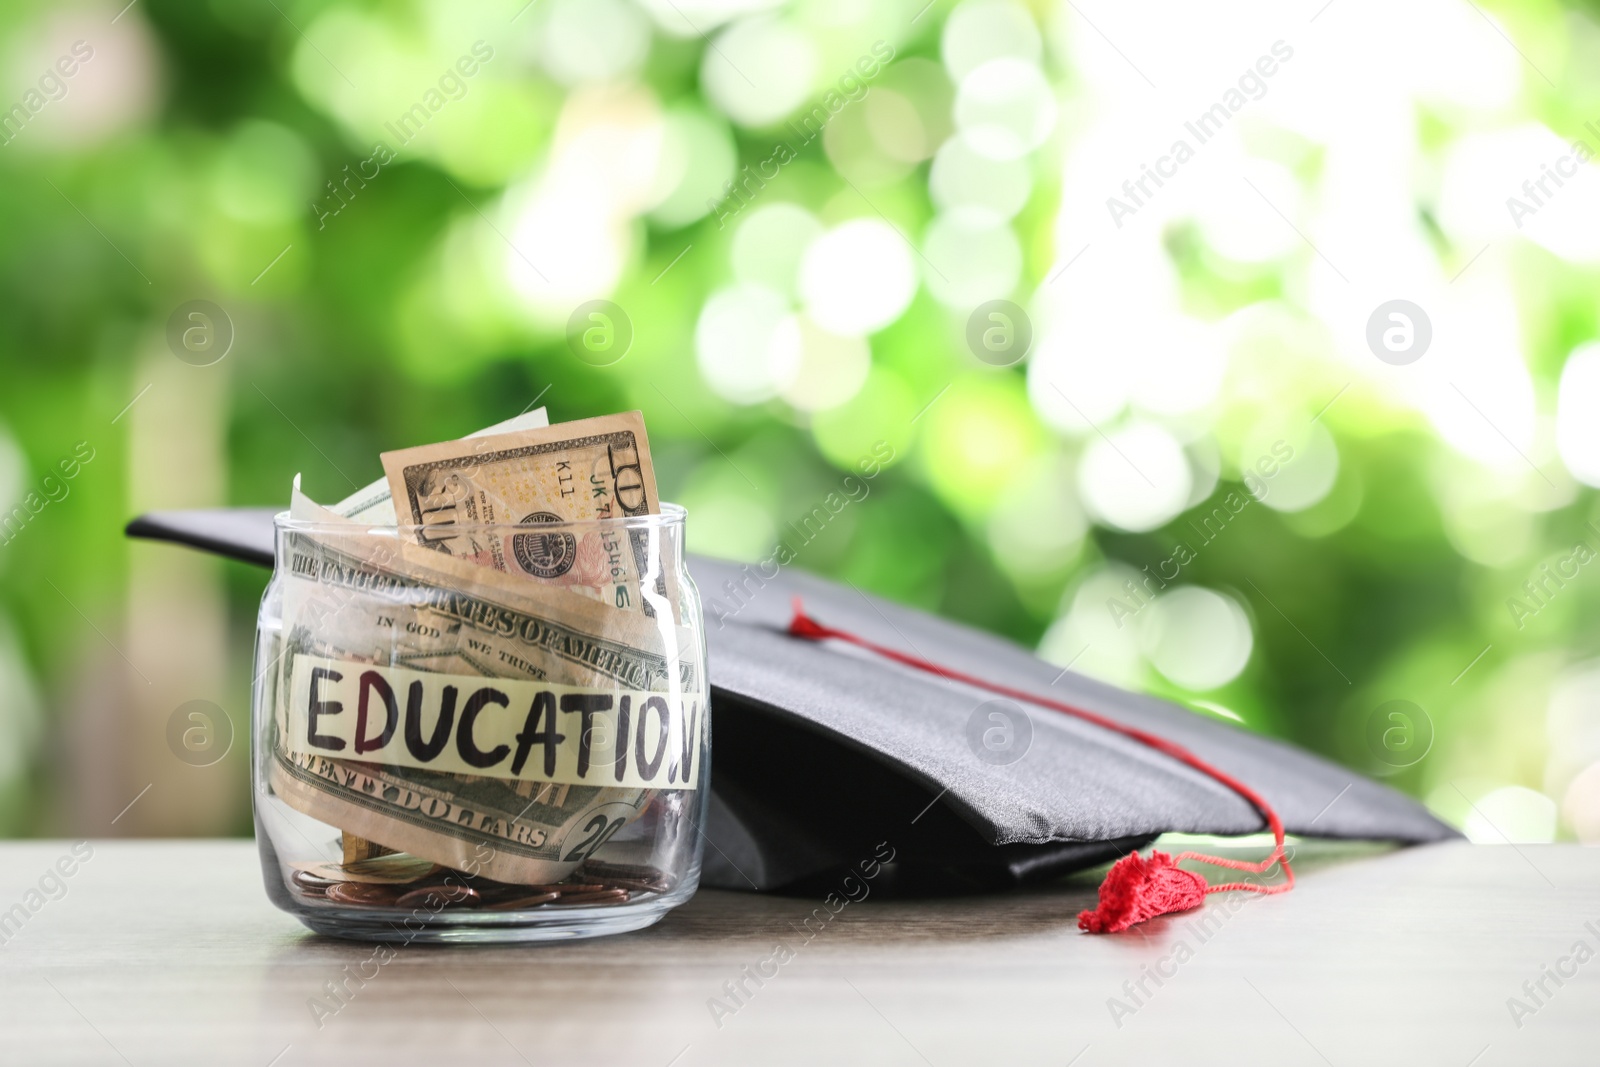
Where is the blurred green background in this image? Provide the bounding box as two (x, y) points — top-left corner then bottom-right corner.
(2, 0), (1599, 845)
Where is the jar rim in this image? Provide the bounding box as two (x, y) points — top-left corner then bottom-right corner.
(274, 500), (687, 535)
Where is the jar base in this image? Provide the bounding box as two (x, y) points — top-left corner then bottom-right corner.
(293, 899), (675, 943)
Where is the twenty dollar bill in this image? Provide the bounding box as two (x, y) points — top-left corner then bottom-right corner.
(381, 410), (669, 615)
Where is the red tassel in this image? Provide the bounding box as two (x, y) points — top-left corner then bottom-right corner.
(785, 598), (1295, 935)
(786, 610), (831, 641)
(1076, 850), (1207, 933)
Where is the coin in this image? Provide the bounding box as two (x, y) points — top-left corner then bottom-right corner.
(292, 868), (337, 890)
(394, 883), (481, 909)
(326, 882), (402, 907)
(480, 881), (608, 896)
(581, 861), (659, 879)
(554, 888), (629, 906)
(484, 891), (562, 911)
(599, 877), (667, 894)
(581, 862), (673, 891)
(294, 855), (440, 885)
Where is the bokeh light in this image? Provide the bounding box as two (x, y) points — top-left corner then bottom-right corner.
(1078, 421), (1193, 532)
(798, 218), (917, 335)
(1140, 587), (1253, 691)
(701, 17), (817, 128)
(695, 283), (799, 404)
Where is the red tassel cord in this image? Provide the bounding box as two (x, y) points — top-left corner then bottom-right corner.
(786, 601), (1294, 934)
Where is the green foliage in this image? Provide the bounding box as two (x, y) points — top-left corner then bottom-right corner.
(1, 0), (1598, 842)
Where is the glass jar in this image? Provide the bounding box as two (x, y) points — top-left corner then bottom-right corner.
(251, 505), (708, 942)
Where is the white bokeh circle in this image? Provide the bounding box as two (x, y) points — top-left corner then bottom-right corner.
(798, 219), (918, 335)
(694, 284), (800, 404)
(701, 18), (817, 128)
(954, 58), (1056, 160)
(1141, 586), (1253, 690)
(941, 0), (1042, 81)
(922, 211), (1023, 309)
(1078, 420), (1193, 532)
(731, 202), (822, 296)
(930, 133), (1033, 222)
(772, 314), (871, 412)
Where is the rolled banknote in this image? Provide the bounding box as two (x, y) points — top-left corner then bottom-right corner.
(321, 407), (550, 866)
(380, 410), (673, 618)
(321, 404), (553, 863)
(330, 407), (549, 525)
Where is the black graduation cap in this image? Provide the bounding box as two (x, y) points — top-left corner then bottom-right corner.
(127, 508), (1455, 898)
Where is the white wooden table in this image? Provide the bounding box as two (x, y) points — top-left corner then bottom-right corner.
(0, 840), (1595, 1065)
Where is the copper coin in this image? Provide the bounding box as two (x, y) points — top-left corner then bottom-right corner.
(555, 889), (629, 907)
(394, 884), (480, 909)
(292, 869), (335, 890)
(484, 891), (562, 911)
(326, 882), (402, 907)
(583, 862), (666, 881)
(298, 856), (439, 885)
(450, 874), (516, 893)
(600, 877), (668, 894)
(471, 885), (535, 905)
(583, 865), (673, 891)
